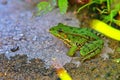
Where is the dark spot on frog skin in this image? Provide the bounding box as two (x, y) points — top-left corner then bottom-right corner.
(76, 42), (81, 47)
(72, 36), (75, 39)
(91, 29), (95, 33)
(80, 30), (85, 33)
(67, 36), (70, 40)
(69, 27), (73, 29)
(73, 30), (77, 33)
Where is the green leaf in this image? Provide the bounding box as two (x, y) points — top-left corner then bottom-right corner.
(58, 0), (68, 14)
(77, 0), (107, 13)
(102, 4), (120, 23)
(37, 1), (53, 15)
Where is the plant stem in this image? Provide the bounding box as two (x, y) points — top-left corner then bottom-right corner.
(77, 1), (96, 13)
(107, 0), (111, 12)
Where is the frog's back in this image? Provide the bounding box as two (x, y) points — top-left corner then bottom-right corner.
(57, 23), (100, 40)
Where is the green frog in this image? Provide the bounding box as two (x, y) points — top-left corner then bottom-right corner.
(49, 23), (104, 61)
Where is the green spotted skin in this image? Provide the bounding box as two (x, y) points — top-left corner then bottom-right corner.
(49, 23), (104, 61)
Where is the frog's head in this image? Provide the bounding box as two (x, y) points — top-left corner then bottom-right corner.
(49, 23), (65, 37)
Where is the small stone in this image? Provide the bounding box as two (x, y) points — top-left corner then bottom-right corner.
(1, 0), (7, 5)
(10, 46), (19, 52)
(19, 34), (24, 37)
(13, 36), (20, 40)
(5, 51), (9, 54)
(32, 36), (37, 41)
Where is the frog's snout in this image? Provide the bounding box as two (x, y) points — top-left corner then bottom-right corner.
(49, 27), (54, 33)
(49, 28), (51, 32)
(49, 27), (58, 36)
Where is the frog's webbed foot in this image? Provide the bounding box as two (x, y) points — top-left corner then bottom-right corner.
(80, 40), (104, 62)
(67, 45), (77, 56)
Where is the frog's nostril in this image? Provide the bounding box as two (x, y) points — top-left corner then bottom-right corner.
(50, 28), (54, 31)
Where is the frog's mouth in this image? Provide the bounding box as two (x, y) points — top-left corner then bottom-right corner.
(49, 28), (56, 34)
(49, 28), (59, 37)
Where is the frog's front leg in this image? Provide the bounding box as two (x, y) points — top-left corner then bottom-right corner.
(67, 45), (77, 56)
(80, 40), (104, 62)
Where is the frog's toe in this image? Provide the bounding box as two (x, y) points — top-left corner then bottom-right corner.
(67, 45), (77, 56)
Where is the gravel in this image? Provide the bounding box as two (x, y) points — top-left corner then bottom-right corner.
(0, 0), (80, 68)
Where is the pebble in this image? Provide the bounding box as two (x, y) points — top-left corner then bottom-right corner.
(10, 46), (19, 52)
(32, 36), (37, 41)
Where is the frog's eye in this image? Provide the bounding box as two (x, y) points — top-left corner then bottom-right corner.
(58, 28), (63, 33)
